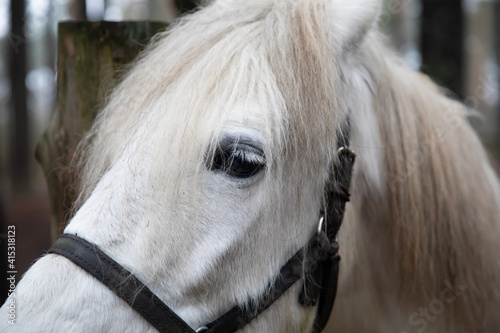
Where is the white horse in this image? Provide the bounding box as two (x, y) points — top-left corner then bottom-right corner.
(2, 0), (500, 332)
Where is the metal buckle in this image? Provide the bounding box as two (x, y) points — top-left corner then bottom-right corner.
(196, 327), (208, 332)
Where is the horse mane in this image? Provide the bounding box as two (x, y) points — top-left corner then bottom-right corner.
(358, 32), (500, 329)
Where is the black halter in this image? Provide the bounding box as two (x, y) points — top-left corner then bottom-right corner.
(49, 146), (355, 333)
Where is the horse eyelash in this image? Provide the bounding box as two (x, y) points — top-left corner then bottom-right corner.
(232, 150), (266, 165)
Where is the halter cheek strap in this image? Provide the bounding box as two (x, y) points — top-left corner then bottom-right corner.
(301, 146), (356, 332)
(48, 147), (355, 333)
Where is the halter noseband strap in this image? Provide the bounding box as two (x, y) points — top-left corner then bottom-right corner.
(49, 234), (195, 333)
(48, 146), (355, 333)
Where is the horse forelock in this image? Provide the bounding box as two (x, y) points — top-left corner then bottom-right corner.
(72, 0), (345, 218)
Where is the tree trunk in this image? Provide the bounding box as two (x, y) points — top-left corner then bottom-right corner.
(0, 198), (7, 303)
(421, 0), (463, 99)
(35, 21), (167, 242)
(67, 0), (87, 20)
(9, 0), (29, 191)
(174, 0), (200, 14)
(495, 1), (500, 159)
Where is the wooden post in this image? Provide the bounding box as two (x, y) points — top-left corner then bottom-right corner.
(35, 21), (167, 242)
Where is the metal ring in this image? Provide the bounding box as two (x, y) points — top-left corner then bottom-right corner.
(196, 327), (208, 333)
(337, 146), (356, 162)
(317, 216), (325, 235)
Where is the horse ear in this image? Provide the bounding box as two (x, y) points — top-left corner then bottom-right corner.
(325, 0), (381, 48)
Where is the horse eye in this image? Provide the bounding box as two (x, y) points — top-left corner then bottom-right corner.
(211, 148), (265, 179)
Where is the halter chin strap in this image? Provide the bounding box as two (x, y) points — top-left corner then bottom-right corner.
(48, 147), (355, 333)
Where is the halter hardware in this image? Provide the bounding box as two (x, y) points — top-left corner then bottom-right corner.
(48, 146), (356, 333)
(317, 216), (325, 234)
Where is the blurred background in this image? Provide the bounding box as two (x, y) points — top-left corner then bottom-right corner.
(0, 0), (499, 302)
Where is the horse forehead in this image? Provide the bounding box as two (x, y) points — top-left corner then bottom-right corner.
(221, 102), (268, 140)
